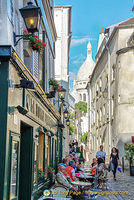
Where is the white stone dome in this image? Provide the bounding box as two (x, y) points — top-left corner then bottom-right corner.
(76, 41), (95, 81)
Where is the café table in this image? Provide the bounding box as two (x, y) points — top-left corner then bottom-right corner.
(76, 175), (94, 182)
(72, 181), (92, 189)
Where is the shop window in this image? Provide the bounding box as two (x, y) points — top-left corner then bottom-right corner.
(10, 139), (19, 199)
(33, 140), (38, 186)
(47, 136), (51, 167)
(44, 135), (48, 178)
(38, 132), (44, 169)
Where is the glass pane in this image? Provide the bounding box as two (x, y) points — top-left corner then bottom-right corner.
(33, 142), (38, 186)
(10, 140), (19, 199)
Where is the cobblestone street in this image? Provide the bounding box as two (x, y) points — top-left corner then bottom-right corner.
(97, 170), (134, 200)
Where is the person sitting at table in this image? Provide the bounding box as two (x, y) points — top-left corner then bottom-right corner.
(90, 158), (97, 176)
(62, 157), (68, 167)
(56, 165), (85, 200)
(75, 161), (83, 173)
(65, 160), (76, 181)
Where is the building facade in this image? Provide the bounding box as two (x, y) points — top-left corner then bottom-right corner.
(54, 5), (72, 157)
(87, 18), (134, 162)
(71, 41), (95, 140)
(0, 0), (62, 199)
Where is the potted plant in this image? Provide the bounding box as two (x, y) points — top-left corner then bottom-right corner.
(23, 30), (46, 54)
(49, 78), (62, 97)
(125, 144), (134, 176)
(47, 166), (54, 183)
(38, 168), (45, 183)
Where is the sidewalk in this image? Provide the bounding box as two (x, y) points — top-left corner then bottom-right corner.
(97, 169), (134, 200)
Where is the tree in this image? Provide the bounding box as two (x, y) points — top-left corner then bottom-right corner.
(81, 132), (88, 143)
(75, 101), (87, 113)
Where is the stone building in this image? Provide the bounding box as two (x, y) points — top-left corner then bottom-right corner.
(0, 0), (62, 199)
(54, 5), (72, 156)
(87, 18), (134, 162)
(72, 41), (95, 138)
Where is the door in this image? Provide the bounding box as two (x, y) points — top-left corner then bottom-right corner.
(19, 122), (33, 200)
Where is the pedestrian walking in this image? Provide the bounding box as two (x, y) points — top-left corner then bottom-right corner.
(110, 147), (120, 181)
(96, 145), (106, 161)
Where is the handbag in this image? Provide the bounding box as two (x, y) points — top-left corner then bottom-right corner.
(108, 161), (114, 172)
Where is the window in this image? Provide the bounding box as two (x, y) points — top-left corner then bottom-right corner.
(96, 83), (99, 96)
(93, 110), (95, 124)
(83, 93), (86, 102)
(112, 65), (115, 81)
(33, 140), (38, 186)
(10, 138), (19, 199)
(38, 132), (44, 169)
(111, 97), (114, 117)
(97, 111), (99, 127)
(80, 94), (82, 101)
(103, 104), (105, 116)
(99, 108), (102, 124)
(99, 78), (102, 91)
(7, 0), (13, 24)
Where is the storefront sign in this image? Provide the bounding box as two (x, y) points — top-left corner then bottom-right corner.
(26, 93), (44, 122)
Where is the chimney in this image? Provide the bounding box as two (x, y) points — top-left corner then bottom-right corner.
(102, 27), (104, 33)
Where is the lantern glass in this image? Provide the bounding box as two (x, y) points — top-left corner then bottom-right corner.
(66, 119), (70, 126)
(64, 109), (69, 119)
(59, 87), (66, 100)
(103, 88), (108, 99)
(19, 2), (41, 33)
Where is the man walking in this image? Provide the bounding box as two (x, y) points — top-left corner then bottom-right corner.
(96, 145), (106, 161)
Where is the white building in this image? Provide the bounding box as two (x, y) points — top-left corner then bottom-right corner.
(71, 41), (95, 104)
(54, 5), (72, 156)
(71, 41), (95, 135)
(87, 17), (134, 163)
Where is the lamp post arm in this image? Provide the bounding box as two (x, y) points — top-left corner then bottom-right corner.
(13, 32), (33, 46)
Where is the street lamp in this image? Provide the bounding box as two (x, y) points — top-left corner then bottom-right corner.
(66, 118), (70, 126)
(64, 108), (69, 119)
(19, 2), (41, 33)
(59, 87), (66, 101)
(14, 2), (41, 46)
(103, 88), (108, 99)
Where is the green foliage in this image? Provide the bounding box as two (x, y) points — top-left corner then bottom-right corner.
(81, 132), (88, 142)
(125, 144), (134, 161)
(75, 101), (87, 113)
(70, 113), (75, 119)
(69, 124), (75, 135)
(49, 78), (61, 91)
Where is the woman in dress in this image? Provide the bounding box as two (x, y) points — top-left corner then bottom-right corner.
(110, 147), (119, 181)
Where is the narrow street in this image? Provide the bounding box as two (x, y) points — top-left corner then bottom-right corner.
(97, 170), (134, 200)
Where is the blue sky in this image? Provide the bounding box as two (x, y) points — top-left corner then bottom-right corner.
(54, 0), (134, 91)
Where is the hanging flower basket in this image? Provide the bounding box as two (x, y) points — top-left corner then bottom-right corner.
(23, 30), (46, 54)
(49, 78), (62, 93)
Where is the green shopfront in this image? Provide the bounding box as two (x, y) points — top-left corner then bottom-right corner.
(0, 46), (61, 200)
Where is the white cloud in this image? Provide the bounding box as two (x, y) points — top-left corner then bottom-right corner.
(71, 36), (96, 47)
(69, 71), (76, 81)
(71, 54), (86, 65)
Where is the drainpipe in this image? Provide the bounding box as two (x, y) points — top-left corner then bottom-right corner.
(105, 42), (112, 157)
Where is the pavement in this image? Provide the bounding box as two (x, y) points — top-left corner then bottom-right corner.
(96, 169), (134, 200)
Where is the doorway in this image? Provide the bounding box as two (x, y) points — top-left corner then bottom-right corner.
(19, 122), (33, 200)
